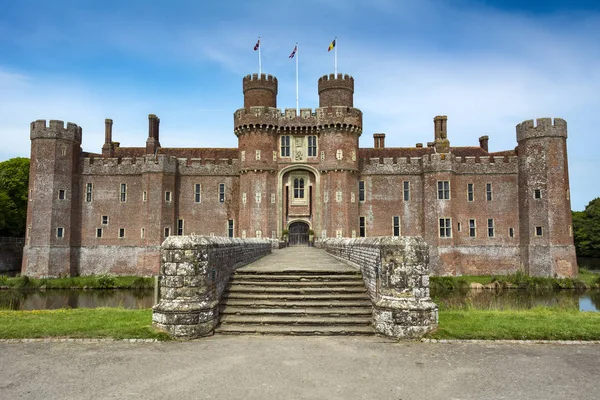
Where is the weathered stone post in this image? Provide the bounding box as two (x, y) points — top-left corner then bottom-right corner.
(152, 236), (218, 338)
(373, 237), (438, 338)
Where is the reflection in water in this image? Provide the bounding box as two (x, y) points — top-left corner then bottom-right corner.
(0, 289), (154, 310)
(433, 289), (599, 312)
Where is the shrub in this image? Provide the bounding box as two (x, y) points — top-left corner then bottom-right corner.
(96, 274), (116, 289)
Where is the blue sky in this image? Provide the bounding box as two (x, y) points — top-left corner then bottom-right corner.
(1, 0), (599, 210)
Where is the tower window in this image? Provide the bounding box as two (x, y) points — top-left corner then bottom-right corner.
(486, 183), (493, 201)
(281, 136), (290, 157)
(228, 220), (234, 238)
(358, 181), (365, 202)
(359, 216), (365, 237)
(534, 189), (541, 199)
(165, 191), (172, 202)
(96, 228), (103, 238)
(85, 183), (93, 203)
(56, 227), (64, 238)
(535, 226), (543, 236)
(467, 183), (474, 202)
(469, 219), (476, 237)
(403, 181), (410, 201)
(393, 216), (400, 237)
(308, 135), (317, 157)
(119, 228), (125, 238)
(164, 227), (170, 238)
(219, 183), (225, 203)
(102, 216), (109, 225)
(120, 183), (127, 202)
(58, 190), (66, 200)
(195, 184), (201, 203)
(439, 218), (452, 238)
(255, 149), (261, 160)
(142, 191), (147, 202)
(509, 227), (514, 238)
(488, 218), (495, 237)
(438, 181), (450, 200)
(177, 219), (184, 236)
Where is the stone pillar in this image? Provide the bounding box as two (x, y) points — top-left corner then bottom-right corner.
(372, 237), (438, 338)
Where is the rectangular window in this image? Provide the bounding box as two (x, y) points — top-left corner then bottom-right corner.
(120, 183), (127, 202)
(534, 189), (541, 199)
(439, 218), (452, 238)
(102, 216), (109, 225)
(281, 135), (290, 157)
(58, 189), (65, 200)
(195, 184), (201, 203)
(165, 191), (172, 202)
(393, 216), (400, 237)
(437, 181), (450, 200)
(359, 216), (365, 237)
(469, 219), (476, 237)
(486, 183), (492, 201)
(509, 227), (514, 238)
(256, 230), (262, 239)
(96, 228), (103, 238)
(164, 227), (170, 238)
(141, 228), (145, 238)
(56, 227), (64, 238)
(403, 181), (410, 201)
(228, 220), (234, 238)
(177, 219), (184, 236)
(219, 183), (225, 203)
(308, 135), (317, 157)
(143, 191), (147, 202)
(535, 226), (543, 236)
(457, 222), (462, 232)
(467, 183), (474, 202)
(293, 178), (305, 199)
(358, 180), (365, 202)
(119, 228), (125, 238)
(488, 218), (495, 237)
(85, 183), (93, 202)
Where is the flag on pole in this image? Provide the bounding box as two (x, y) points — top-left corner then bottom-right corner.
(254, 38), (260, 51)
(289, 45), (297, 58)
(328, 39), (336, 52)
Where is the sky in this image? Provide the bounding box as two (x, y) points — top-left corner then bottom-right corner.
(1, 0), (599, 210)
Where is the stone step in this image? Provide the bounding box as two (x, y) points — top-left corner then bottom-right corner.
(222, 299), (372, 308)
(230, 279), (365, 287)
(220, 306), (372, 316)
(219, 315), (372, 325)
(234, 270), (360, 276)
(214, 324), (375, 336)
(223, 293), (371, 301)
(231, 274), (363, 282)
(226, 285), (367, 294)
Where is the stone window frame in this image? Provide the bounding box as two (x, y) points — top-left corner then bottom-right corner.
(393, 216), (400, 237)
(486, 183), (493, 201)
(56, 227), (64, 238)
(281, 135), (291, 157)
(335, 191), (343, 203)
(164, 227), (170, 238)
(534, 189), (542, 199)
(467, 183), (474, 202)
(307, 135), (318, 157)
(488, 218), (495, 238)
(242, 193), (247, 204)
(271, 193), (276, 204)
(291, 173), (308, 205)
(165, 191), (172, 202)
(219, 183), (225, 203)
(437, 181), (450, 200)
(509, 227), (514, 238)
(96, 228), (103, 238)
(439, 218), (452, 238)
(255, 192), (262, 204)
(359, 216), (366, 237)
(177, 219), (184, 236)
(336, 229), (343, 239)
(457, 222), (462, 232)
(101, 215), (109, 225)
(535, 226), (543, 237)
(228, 220), (234, 238)
(119, 228), (125, 238)
(142, 191), (147, 202)
(85, 183), (93, 203)
(141, 228), (145, 238)
(256, 230), (262, 238)
(120, 183), (127, 203)
(255, 149), (261, 161)
(403, 181), (410, 201)
(194, 184), (201, 203)
(58, 189), (66, 200)
(358, 180), (365, 202)
(469, 219), (476, 238)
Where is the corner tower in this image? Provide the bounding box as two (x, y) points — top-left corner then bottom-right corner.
(23, 120), (82, 277)
(516, 118), (577, 277)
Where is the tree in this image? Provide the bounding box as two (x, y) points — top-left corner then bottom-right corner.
(0, 157), (30, 237)
(573, 198), (600, 258)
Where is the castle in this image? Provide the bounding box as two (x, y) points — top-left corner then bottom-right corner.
(22, 72), (577, 277)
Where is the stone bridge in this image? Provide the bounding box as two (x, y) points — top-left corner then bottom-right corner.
(152, 236), (438, 339)
(0, 237), (24, 276)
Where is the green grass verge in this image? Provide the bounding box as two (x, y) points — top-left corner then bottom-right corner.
(0, 275), (154, 290)
(426, 308), (600, 340)
(0, 308), (169, 340)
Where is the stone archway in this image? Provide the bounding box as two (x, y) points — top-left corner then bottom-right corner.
(288, 221), (310, 246)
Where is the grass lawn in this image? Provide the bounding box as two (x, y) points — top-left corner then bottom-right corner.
(0, 308), (168, 340)
(426, 308), (600, 341)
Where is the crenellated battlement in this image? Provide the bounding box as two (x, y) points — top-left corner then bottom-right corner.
(30, 119), (82, 143)
(233, 106), (362, 135)
(516, 118), (567, 142)
(318, 73), (354, 108)
(318, 73), (354, 87)
(243, 73), (278, 108)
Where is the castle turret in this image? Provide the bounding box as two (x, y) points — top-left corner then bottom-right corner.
(23, 120), (82, 277)
(516, 118), (577, 277)
(243, 73), (278, 108)
(318, 73), (354, 107)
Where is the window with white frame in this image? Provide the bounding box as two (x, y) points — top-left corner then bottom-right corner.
(535, 226), (543, 236)
(469, 219), (476, 237)
(228, 220), (234, 238)
(358, 181), (365, 202)
(219, 183), (225, 203)
(165, 191), (172, 202)
(403, 181), (410, 201)
(438, 181), (450, 200)
(102, 215), (109, 225)
(119, 228), (125, 238)
(195, 184), (201, 203)
(534, 189), (542, 199)
(359, 216), (365, 237)
(85, 183), (93, 202)
(57, 227), (64, 238)
(164, 227), (170, 238)
(509, 227), (514, 238)
(393, 216), (400, 237)
(293, 178), (305, 199)
(177, 219), (184, 236)
(486, 183), (493, 201)
(58, 189), (66, 200)
(96, 228), (103, 238)
(488, 218), (495, 237)
(120, 183), (127, 202)
(467, 183), (474, 202)
(439, 218), (452, 238)
(143, 191), (147, 202)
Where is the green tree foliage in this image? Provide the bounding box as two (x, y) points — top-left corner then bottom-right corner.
(573, 197), (600, 258)
(0, 157), (30, 237)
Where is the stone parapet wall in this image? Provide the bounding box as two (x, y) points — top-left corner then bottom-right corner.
(152, 236), (271, 339)
(318, 237), (438, 339)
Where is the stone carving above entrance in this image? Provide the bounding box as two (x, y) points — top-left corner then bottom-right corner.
(294, 136), (305, 162)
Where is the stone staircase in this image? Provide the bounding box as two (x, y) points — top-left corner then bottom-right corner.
(215, 248), (374, 336)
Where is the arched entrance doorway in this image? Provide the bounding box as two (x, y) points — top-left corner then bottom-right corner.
(288, 221), (309, 246)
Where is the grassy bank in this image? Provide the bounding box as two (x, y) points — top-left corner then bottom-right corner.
(426, 308), (600, 341)
(0, 275), (154, 290)
(0, 308), (168, 340)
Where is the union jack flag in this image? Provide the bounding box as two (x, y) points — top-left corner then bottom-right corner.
(289, 45), (297, 58)
(254, 38), (260, 51)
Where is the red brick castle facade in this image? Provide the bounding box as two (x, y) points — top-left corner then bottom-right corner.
(22, 72), (577, 277)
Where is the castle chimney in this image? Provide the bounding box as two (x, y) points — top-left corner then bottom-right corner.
(416, 143), (423, 148)
(479, 135), (489, 152)
(373, 133), (386, 149)
(148, 114), (157, 138)
(427, 142), (435, 148)
(104, 119), (113, 144)
(155, 117), (160, 142)
(146, 114), (160, 154)
(434, 115), (448, 140)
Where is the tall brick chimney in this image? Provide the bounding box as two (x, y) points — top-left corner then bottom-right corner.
(479, 135), (489, 152)
(373, 133), (386, 149)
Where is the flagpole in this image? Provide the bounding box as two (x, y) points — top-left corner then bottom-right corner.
(334, 37), (338, 75)
(258, 37), (262, 75)
(296, 43), (299, 115)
